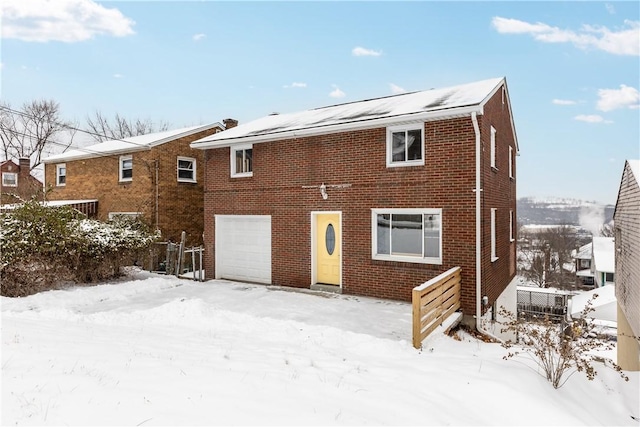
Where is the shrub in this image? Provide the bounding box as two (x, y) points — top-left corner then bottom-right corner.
(0, 200), (158, 297)
(499, 295), (629, 389)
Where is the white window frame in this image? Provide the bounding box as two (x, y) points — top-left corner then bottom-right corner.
(231, 144), (253, 178)
(56, 164), (66, 186)
(371, 208), (442, 265)
(119, 155), (133, 182)
(490, 126), (497, 169)
(386, 124), (425, 168)
(509, 146), (514, 178)
(509, 210), (515, 242)
(2, 172), (18, 187)
(177, 156), (197, 183)
(491, 208), (498, 262)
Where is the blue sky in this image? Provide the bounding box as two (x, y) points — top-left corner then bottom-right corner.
(1, 0), (638, 205)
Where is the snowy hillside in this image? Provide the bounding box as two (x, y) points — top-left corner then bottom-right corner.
(518, 197), (615, 231)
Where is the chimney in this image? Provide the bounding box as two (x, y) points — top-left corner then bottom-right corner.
(18, 157), (30, 173)
(223, 118), (238, 129)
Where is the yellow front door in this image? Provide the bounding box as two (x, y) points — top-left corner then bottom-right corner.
(316, 213), (340, 285)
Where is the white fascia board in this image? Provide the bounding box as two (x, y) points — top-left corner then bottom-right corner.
(147, 122), (224, 148)
(191, 105), (482, 150)
(42, 146), (151, 164)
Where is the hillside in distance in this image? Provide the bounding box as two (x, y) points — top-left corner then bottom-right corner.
(517, 197), (614, 230)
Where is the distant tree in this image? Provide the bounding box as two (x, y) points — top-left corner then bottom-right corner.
(517, 224), (579, 289)
(86, 111), (170, 142)
(544, 225), (578, 289)
(0, 100), (75, 168)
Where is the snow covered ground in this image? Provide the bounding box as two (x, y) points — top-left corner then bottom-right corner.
(2, 269), (639, 426)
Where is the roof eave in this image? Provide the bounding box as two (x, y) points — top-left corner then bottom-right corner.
(191, 105), (483, 150)
(42, 145), (150, 164)
(147, 122), (224, 148)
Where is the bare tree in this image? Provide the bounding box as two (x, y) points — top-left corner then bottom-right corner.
(0, 100), (75, 169)
(517, 224), (580, 289)
(86, 111), (170, 142)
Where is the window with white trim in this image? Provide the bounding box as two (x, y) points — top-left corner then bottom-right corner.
(56, 164), (66, 186)
(509, 146), (514, 178)
(2, 172), (17, 187)
(386, 124), (424, 167)
(509, 210), (515, 242)
(491, 208), (498, 261)
(490, 126), (497, 169)
(177, 156), (196, 182)
(119, 155), (133, 182)
(371, 208), (442, 264)
(231, 144), (253, 177)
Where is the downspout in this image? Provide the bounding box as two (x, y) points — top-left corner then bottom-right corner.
(155, 159), (159, 231)
(471, 112), (501, 341)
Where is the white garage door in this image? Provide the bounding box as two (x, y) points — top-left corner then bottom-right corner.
(215, 215), (271, 284)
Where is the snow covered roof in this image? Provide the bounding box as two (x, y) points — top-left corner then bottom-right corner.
(192, 77), (515, 148)
(1, 199), (98, 210)
(43, 123), (223, 163)
(569, 285), (616, 323)
(573, 243), (592, 260)
(592, 237), (615, 274)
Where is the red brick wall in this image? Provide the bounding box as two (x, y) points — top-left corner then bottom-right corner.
(203, 89), (517, 314)
(44, 128), (217, 245)
(478, 86), (518, 312)
(1, 160), (43, 204)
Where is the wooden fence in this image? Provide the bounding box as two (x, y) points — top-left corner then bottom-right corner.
(412, 267), (462, 349)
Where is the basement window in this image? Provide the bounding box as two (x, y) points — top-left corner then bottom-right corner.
(371, 208), (442, 264)
(177, 157), (196, 182)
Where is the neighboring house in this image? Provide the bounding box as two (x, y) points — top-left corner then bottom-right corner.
(191, 77), (519, 328)
(591, 237), (615, 287)
(614, 159), (640, 371)
(0, 158), (43, 204)
(573, 242), (595, 287)
(42, 122), (228, 244)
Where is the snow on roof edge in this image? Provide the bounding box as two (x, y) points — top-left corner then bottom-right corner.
(43, 122), (223, 163)
(192, 77), (507, 148)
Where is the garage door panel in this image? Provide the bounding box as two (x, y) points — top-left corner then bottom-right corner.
(216, 215), (271, 284)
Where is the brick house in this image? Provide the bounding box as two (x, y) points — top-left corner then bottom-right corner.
(614, 159), (640, 371)
(1, 158), (43, 204)
(191, 77), (519, 328)
(42, 123), (226, 244)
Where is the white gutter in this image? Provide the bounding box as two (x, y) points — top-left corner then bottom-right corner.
(471, 111), (501, 341)
(191, 105), (483, 149)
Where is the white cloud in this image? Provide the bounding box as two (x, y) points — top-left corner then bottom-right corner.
(491, 16), (639, 56)
(596, 84), (639, 111)
(352, 46), (382, 57)
(329, 85), (345, 98)
(0, 0), (135, 42)
(283, 82), (307, 89)
(574, 114), (613, 124)
(113, 73), (123, 78)
(192, 33), (206, 42)
(552, 99), (576, 105)
(389, 83), (406, 94)
(605, 3), (615, 14)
